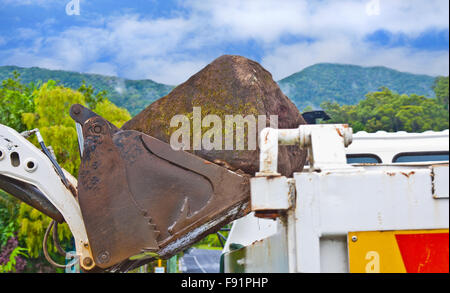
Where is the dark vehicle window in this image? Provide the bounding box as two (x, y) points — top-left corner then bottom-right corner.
(393, 151), (449, 163)
(347, 154), (382, 164)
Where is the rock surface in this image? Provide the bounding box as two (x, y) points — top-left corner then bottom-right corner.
(122, 55), (307, 176)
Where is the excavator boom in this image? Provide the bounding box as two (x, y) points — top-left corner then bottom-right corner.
(0, 104), (251, 272)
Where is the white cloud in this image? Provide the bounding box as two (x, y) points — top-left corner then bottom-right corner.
(186, 0), (449, 41)
(188, 0), (449, 79)
(1, 13), (211, 84)
(262, 38), (449, 80)
(0, 0), (448, 84)
(1, 0), (59, 6)
(187, 0), (310, 43)
(129, 58), (208, 85)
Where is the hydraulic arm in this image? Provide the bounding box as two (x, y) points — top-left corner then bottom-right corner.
(0, 104), (251, 272)
(0, 122), (93, 270)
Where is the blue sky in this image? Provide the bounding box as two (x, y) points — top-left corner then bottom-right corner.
(0, 0), (448, 85)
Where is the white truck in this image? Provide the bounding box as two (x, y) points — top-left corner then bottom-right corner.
(221, 125), (449, 273)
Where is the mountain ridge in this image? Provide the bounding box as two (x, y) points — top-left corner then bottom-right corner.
(0, 65), (175, 116)
(0, 63), (439, 115)
(278, 63), (437, 111)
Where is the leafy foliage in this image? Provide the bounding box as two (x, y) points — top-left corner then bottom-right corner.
(0, 71), (36, 132)
(194, 233), (226, 249)
(433, 76), (449, 111)
(0, 192), (27, 273)
(17, 204), (72, 259)
(194, 225), (230, 250)
(0, 66), (174, 116)
(0, 192), (19, 246)
(17, 80), (131, 261)
(93, 99), (132, 128)
(321, 86), (449, 133)
(77, 81), (106, 109)
(0, 236), (28, 273)
(0, 73), (131, 271)
(23, 82), (85, 175)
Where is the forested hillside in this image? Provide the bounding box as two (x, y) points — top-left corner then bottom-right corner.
(0, 66), (174, 116)
(278, 63), (436, 111)
(0, 64), (439, 116)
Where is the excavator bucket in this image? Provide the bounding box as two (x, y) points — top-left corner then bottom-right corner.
(70, 104), (250, 271)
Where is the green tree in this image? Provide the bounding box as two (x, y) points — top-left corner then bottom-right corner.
(434, 76), (449, 110)
(0, 192), (19, 246)
(17, 81), (131, 263)
(0, 71), (35, 132)
(321, 87), (449, 132)
(0, 74), (132, 271)
(14, 83), (86, 264)
(77, 80), (106, 109)
(93, 99), (132, 128)
(22, 82), (85, 175)
(302, 105), (314, 112)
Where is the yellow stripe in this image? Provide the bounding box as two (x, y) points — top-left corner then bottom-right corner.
(348, 229), (448, 273)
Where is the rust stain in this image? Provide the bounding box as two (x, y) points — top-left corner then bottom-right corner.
(213, 159), (237, 171)
(255, 210), (280, 219)
(335, 128), (343, 137)
(386, 172), (396, 177)
(251, 239), (264, 246)
(431, 169), (436, 196)
(400, 171), (416, 178)
(67, 182), (78, 198)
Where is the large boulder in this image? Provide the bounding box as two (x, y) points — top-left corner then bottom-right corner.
(122, 55), (307, 176)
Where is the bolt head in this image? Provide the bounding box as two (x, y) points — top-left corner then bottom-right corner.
(351, 235), (358, 242)
(83, 257), (93, 267)
(94, 125), (102, 134)
(72, 105), (81, 115)
(97, 251), (110, 264)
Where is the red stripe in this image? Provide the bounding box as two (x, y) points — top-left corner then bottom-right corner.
(395, 233), (449, 273)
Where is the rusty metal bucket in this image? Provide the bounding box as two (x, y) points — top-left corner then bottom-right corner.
(70, 104), (250, 271)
